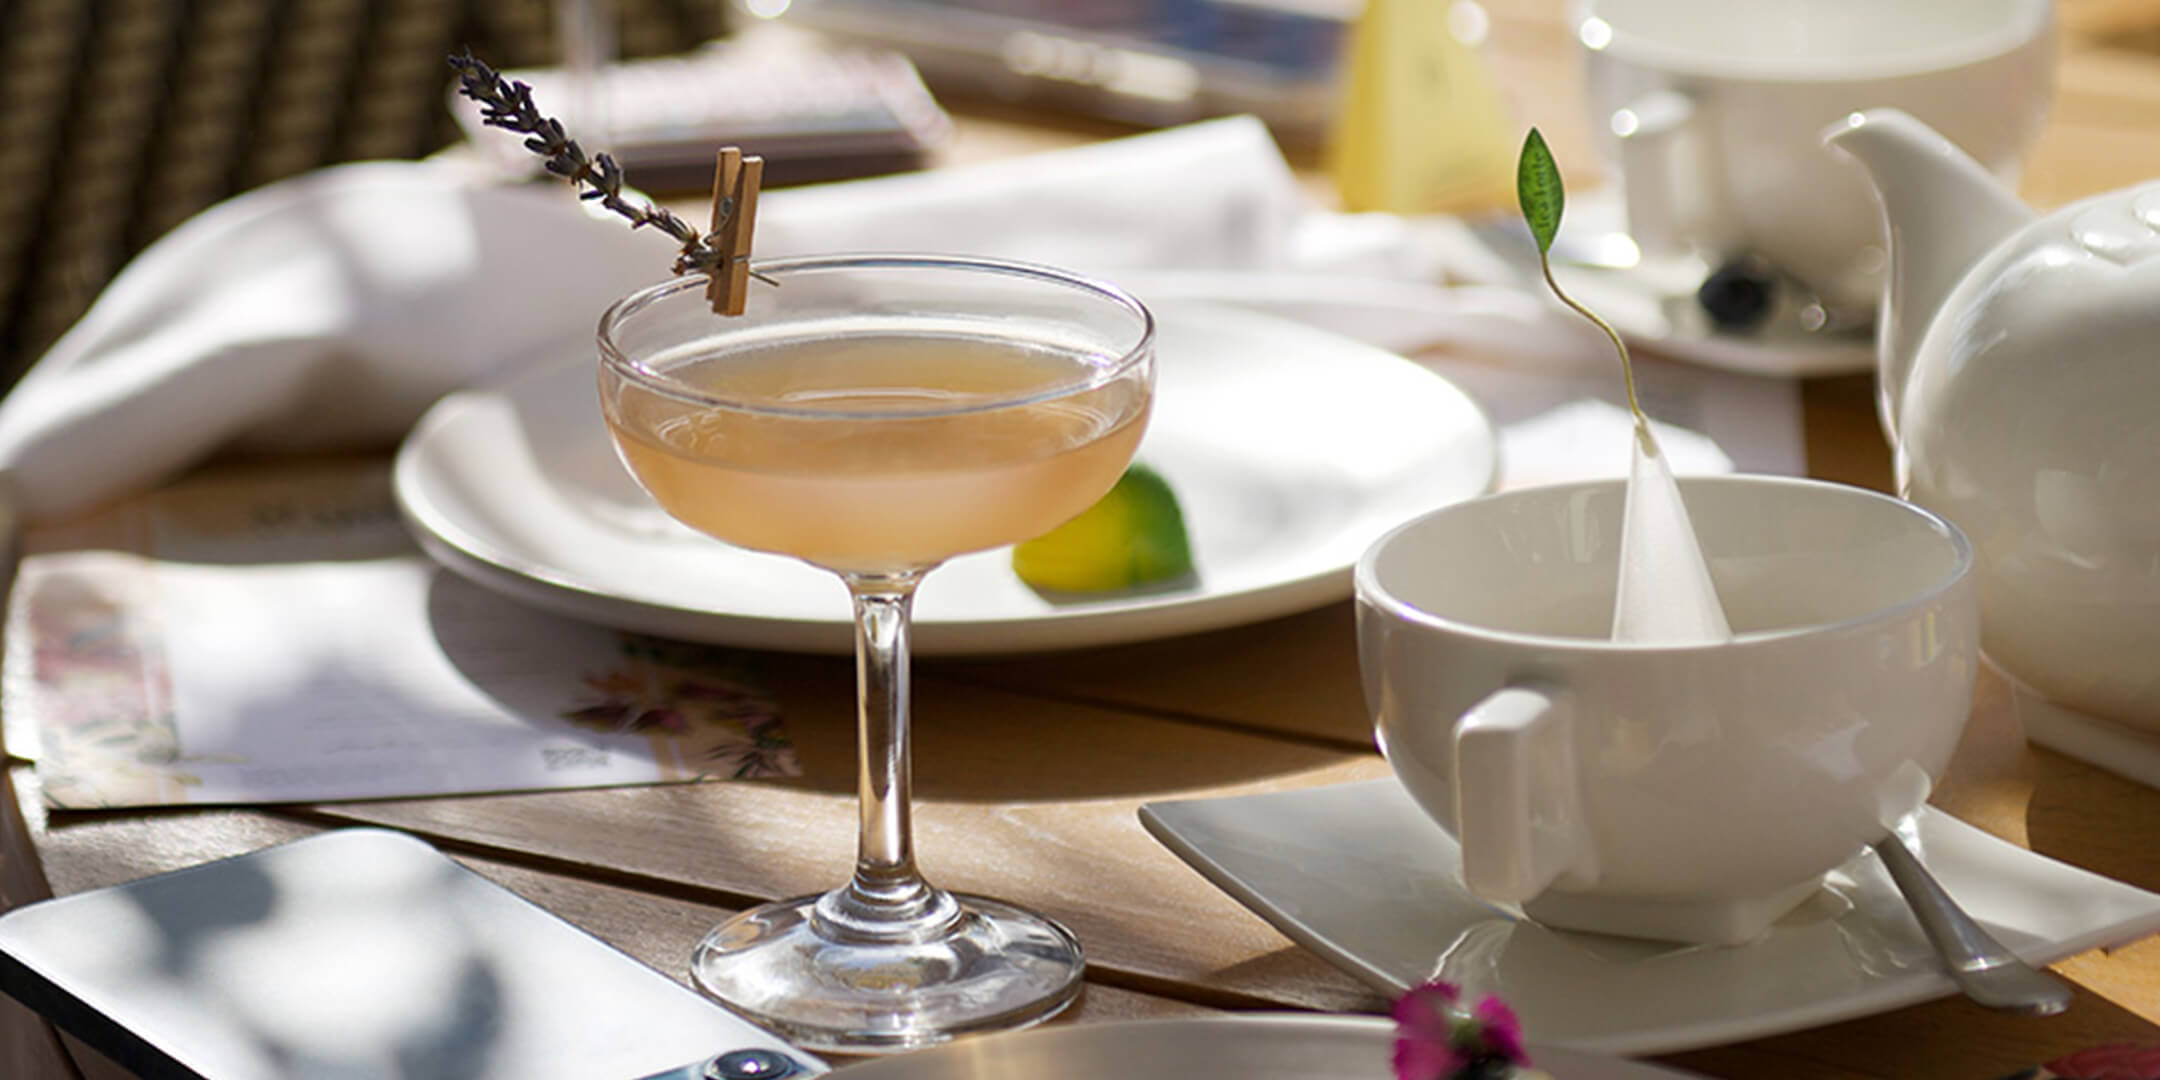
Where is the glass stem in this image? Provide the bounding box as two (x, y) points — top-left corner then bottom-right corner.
(815, 571), (962, 944)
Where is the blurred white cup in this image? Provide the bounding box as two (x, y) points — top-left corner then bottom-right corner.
(1576, 0), (2055, 315)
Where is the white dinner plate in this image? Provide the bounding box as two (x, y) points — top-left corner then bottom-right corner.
(394, 302), (1497, 655)
(828, 1014), (1707, 1079)
(1140, 780), (2160, 1056)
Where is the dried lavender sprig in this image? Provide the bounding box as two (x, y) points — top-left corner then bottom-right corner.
(448, 51), (739, 279)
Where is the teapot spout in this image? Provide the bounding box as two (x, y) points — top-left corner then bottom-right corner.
(1824, 109), (2032, 437)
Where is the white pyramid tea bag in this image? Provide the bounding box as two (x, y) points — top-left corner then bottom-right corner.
(1612, 431), (1732, 643)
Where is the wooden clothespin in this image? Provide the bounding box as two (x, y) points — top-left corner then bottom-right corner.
(705, 146), (764, 316)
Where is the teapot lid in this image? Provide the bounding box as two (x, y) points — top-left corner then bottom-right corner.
(2068, 189), (2160, 264)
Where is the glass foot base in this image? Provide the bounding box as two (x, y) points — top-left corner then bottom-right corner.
(689, 891), (1084, 1054)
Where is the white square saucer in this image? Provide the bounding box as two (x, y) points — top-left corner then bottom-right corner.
(1139, 780), (2160, 1055)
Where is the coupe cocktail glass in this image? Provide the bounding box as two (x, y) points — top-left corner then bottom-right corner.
(597, 255), (1155, 1052)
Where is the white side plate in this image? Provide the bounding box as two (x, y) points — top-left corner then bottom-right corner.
(394, 302), (1497, 655)
(1141, 780), (2160, 1056)
(830, 1013), (1708, 1079)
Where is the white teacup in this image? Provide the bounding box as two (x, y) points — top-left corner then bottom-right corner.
(1577, 0), (2054, 316)
(1355, 476), (1978, 946)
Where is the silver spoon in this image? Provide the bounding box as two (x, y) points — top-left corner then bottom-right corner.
(1872, 830), (2074, 1015)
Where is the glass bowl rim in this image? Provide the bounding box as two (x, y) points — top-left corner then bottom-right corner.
(596, 253), (1157, 419)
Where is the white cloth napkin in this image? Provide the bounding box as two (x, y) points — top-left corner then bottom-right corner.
(759, 115), (1315, 272)
(0, 162), (661, 522)
(0, 116), (1367, 522)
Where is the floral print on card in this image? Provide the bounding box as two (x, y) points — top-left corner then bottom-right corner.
(564, 635), (800, 780)
(12, 557), (196, 807)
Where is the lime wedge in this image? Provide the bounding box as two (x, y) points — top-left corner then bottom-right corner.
(1013, 464), (1194, 593)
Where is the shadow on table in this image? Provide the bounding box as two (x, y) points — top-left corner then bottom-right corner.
(2023, 752), (2160, 896)
(743, 647), (1365, 803)
(937, 602), (1377, 750)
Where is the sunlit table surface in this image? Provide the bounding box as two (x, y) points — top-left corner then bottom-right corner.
(7, 1), (2160, 1077)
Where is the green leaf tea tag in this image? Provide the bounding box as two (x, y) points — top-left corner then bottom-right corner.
(1515, 126), (1651, 443)
(1516, 129), (1564, 256)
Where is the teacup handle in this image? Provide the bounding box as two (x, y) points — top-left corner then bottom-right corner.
(1453, 683), (1593, 904)
(1611, 89), (1713, 261)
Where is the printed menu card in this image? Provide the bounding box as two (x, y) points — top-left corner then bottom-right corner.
(2, 460), (799, 808)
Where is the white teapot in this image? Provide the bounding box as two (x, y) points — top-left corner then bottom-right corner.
(1826, 109), (2160, 727)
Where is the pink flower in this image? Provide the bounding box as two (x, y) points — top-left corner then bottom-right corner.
(1391, 980), (1531, 1080)
(1472, 995), (1527, 1065)
(2044, 1044), (2160, 1079)
(1393, 982), (1469, 1080)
